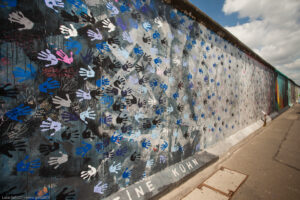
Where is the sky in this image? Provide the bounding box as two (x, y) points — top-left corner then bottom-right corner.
(189, 0), (300, 86)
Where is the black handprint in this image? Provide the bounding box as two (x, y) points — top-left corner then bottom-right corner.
(131, 12), (141, 21)
(121, 88), (132, 97)
(142, 34), (151, 44)
(122, 61), (133, 72)
(103, 151), (114, 159)
(90, 89), (104, 99)
(130, 151), (141, 161)
(125, 94), (137, 106)
(178, 81), (184, 90)
(80, 49), (93, 64)
(61, 10), (79, 23)
(142, 121), (152, 130)
(163, 68), (171, 76)
(82, 128), (96, 139)
(116, 114), (128, 124)
(138, 99), (146, 108)
(0, 186), (24, 199)
(108, 37), (120, 46)
(161, 38), (167, 46)
(177, 104), (184, 112)
(152, 117), (161, 126)
(112, 101), (126, 112)
(138, 76), (148, 85)
(80, 12), (95, 24)
(39, 142), (59, 156)
(56, 187), (75, 200)
(105, 86), (119, 95)
(61, 128), (79, 143)
(0, 138), (26, 157)
(143, 54), (152, 63)
(0, 83), (18, 98)
(135, 64), (145, 73)
(183, 131), (189, 139)
(113, 76), (125, 89)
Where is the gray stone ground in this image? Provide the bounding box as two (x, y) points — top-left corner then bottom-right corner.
(160, 104), (300, 200)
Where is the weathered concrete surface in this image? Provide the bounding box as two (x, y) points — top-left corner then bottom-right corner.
(160, 104), (300, 200)
(103, 151), (218, 200)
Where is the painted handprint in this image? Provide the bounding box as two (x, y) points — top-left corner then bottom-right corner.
(56, 187), (75, 200)
(44, 0), (64, 13)
(76, 141), (92, 157)
(52, 94), (71, 108)
(64, 38), (82, 55)
(76, 89), (91, 101)
(8, 11), (34, 31)
(56, 50), (73, 64)
(96, 42), (110, 54)
(39, 142), (60, 156)
(109, 161), (121, 174)
(39, 78), (60, 94)
(161, 141), (168, 151)
(102, 18), (116, 32)
(87, 28), (102, 41)
(122, 31), (133, 43)
(142, 22), (152, 32)
(80, 107), (96, 124)
(141, 139), (151, 149)
(16, 155), (41, 174)
(80, 165), (96, 181)
(154, 17), (163, 28)
(37, 49), (58, 67)
(59, 24), (78, 39)
(94, 181), (108, 194)
(122, 168), (132, 179)
(79, 65), (95, 80)
(146, 159), (154, 168)
(40, 118), (62, 136)
(5, 104), (32, 122)
(61, 111), (80, 122)
(13, 64), (36, 82)
(106, 2), (119, 15)
(0, 84), (18, 99)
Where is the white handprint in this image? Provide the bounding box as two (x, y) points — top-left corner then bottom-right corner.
(52, 94), (71, 108)
(8, 11), (34, 31)
(37, 49), (58, 67)
(122, 31), (133, 43)
(87, 28), (102, 41)
(106, 2), (119, 15)
(44, 0), (64, 13)
(154, 17), (163, 28)
(173, 57), (180, 66)
(146, 159), (154, 168)
(59, 24), (78, 39)
(48, 151), (68, 169)
(79, 65), (95, 80)
(102, 18), (116, 32)
(81, 165), (97, 181)
(109, 161), (121, 174)
(40, 118), (62, 136)
(148, 96), (158, 107)
(76, 89), (91, 101)
(80, 107), (96, 124)
(94, 181), (108, 194)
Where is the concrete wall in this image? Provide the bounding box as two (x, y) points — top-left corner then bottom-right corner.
(0, 0), (298, 199)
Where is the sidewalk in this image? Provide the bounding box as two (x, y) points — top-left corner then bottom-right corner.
(160, 104), (300, 200)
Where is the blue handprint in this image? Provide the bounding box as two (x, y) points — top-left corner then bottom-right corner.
(188, 73), (192, 80)
(161, 141), (168, 151)
(99, 94), (114, 108)
(39, 78), (60, 94)
(17, 155), (41, 174)
(141, 139), (151, 149)
(120, 2), (130, 13)
(110, 132), (123, 144)
(0, 0), (17, 7)
(154, 57), (162, 65)
(13, 64), (36, 82)
(150, 79), (158, 87)
(76, 141), (92, 157)
(160, 83), (168, 92)
(133, 0), (142, 10)
(96, 42), (110, 54)
(153, 31), (160, 39)
(64, 38), (82, 55)
(5, 104), (32, 122)
(173, 92), (179, 100)
(96, 76), (110, 87)
(122, 168), (132, 179)
(134, 47), (143, 55)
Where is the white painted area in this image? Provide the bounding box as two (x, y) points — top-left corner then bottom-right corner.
(182, 186), (229, 200)
(203, 168), (247, 195)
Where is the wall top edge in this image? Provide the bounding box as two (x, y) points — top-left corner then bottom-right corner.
(164, 0), (299, 87)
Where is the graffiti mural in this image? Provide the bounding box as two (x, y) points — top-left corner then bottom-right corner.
(0, 0), (294, 199)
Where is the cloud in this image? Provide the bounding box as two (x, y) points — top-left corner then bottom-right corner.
(222, 0), (300, 85)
